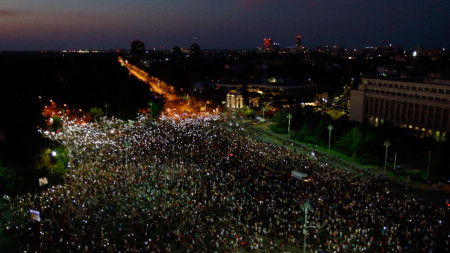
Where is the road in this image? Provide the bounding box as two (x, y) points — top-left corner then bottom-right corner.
(118, 57), (201, 116)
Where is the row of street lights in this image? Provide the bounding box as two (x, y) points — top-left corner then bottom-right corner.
(286, 113), (432, 179)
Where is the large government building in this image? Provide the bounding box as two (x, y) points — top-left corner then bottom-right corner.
(350, 78), (450, 141)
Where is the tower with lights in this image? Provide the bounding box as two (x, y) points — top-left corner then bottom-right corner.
(295, 35), (302, 53)
(190, 37), (201, 56)
(264, 38), (273, 52)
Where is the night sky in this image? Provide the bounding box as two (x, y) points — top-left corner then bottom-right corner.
(1, 0), (449, 51)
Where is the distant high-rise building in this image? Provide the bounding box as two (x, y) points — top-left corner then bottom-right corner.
(273, 42), (280, 52)
(190, 37), (201, 56)
(264, 38), (273, 51)
(295, 35), (302, 53)
(131, 39), (146, 56)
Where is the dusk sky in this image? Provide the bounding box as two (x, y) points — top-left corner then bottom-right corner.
(1, 0), (449, 51)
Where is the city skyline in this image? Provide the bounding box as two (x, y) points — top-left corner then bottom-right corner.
(1, 0), (449, 51)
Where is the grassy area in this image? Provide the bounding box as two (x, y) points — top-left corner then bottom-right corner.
(247, 121), (443, 187)
(391, 169), (428, 182)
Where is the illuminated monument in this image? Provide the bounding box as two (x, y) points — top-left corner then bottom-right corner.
(226, 90), (244, 109)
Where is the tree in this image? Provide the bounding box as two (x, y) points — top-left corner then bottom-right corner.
(296, 123), (313, 141)
(148, 101), (164, 118)
(36, 147), (69, 184)
(349, 126), (364, 155)
(89, 107), (104, 123)
(51, 116), (62, 132)
(0, 162), (17, 194)
(273, 109), (289, 128)
(243, 106), (255, 119)
(314, 120), (326, 141)
(362, 129), (377, 153)
(336, 126), (364, 156)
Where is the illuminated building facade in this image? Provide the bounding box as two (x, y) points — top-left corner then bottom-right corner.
(350, 78), (450, 140)
(248, 97), (261, 108)
(264, 38), (273, 51)
(226, 91), (244, 109)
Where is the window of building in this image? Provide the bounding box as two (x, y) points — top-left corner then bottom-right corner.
(424, 88), (430, 92)
(431, 88), (437, 92)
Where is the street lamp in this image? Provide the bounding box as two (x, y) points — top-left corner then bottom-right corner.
(327, 124), (333, 153)
(261, 103), (266, 119)
(393, 153), (397, 171)
(104, 103), (109, 118)
(287, 113), (293, 138)
(384, 140), (391, 175)
(300, 201), (315, 253)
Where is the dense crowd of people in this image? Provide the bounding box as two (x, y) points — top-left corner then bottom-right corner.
(2, 114), (449, 252)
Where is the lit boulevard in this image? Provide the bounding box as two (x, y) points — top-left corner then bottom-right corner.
(118, 57), (207, 117)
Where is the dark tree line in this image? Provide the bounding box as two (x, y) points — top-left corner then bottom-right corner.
(0, 52), (160, 194)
